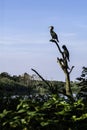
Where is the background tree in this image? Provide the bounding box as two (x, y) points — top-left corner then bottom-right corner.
(76, 66), (87, 101)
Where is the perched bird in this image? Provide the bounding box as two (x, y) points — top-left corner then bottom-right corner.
(62, 45), (70, 62)
(49, 26), (59, 42)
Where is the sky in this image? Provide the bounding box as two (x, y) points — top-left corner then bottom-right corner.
(0, 0), (87, 81)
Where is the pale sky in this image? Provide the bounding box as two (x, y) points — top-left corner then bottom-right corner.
(0, 0), (87, 81)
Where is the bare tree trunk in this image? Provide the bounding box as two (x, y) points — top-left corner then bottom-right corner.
(65, 72), (72, 96)
(31, 38), (74, 99)
(50, 39), (74, 97)
(31, 68), (74, 101)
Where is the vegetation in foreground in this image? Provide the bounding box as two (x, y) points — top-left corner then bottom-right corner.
(0, 67), (87, 130)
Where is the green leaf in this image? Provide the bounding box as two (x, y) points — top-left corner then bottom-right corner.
(21, 119), (27, 124)
(17, 109), (26, 113)
(41, 122), (49, 126)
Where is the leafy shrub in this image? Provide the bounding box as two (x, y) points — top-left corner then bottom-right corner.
(0, 95), (87, 130)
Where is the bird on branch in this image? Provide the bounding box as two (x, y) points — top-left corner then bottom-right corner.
(49, 26), (59, 42)
(62, 45), (70, 62)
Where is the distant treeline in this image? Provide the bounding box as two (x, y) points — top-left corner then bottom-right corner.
(0, 72), (77, 97)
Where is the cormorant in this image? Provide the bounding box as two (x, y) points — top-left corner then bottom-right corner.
(62, 45), (70, 62)
(49, 26), (59, 42)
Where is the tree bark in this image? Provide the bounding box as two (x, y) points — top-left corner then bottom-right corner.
(50, 39), (73, 97)
(65, 72), (72, 96)
(31, 68), (74, 101)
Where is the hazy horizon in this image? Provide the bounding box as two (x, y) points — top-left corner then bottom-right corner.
(0, 0), (87, 81)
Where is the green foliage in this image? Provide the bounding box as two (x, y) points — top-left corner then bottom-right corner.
(0, 72), (65, 96)
(76, 67), (87, 101)
(0, 67), (87, 130)
(0, 77), (31, 96)
(0, 95), (87, 130)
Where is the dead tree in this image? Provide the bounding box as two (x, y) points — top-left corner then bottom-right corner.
(31, 68), (75, 102)
(50, 39), (74, 97)
(31, 26), (74, 101)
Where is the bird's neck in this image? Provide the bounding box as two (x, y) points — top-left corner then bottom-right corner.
(50, 28), (54, 32)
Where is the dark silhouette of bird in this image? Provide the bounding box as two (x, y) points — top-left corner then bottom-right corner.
(49, 26), (59, 42)
(62, 45), (70, 62)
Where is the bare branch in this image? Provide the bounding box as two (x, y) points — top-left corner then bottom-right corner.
(31, 68), (51, 88)
(31, 68), (74, 102)
(69, 66), (75, 74)
(50, 39), (63, 54)
(57, 58), (65, 71)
